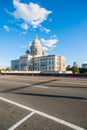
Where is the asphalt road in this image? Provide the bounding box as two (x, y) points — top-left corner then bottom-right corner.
(0, 75), (87, 130)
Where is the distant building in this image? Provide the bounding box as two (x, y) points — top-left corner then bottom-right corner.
(11, 35), (66, 73)
(82, 63), (87, 68)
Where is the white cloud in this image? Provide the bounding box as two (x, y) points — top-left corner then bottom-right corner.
(40, 38), (58, 53)
(39, 25), (51, 33)
(40, 38), (58, 47)
(53, 34), (57, 38)
(12, 0), (52, 28)
(21, 23), (29, 30)
(3, 25), (10, 32)
(43, 27), (50, 33)
(50, 34), (57, 39)
(42, 46), (49, 51)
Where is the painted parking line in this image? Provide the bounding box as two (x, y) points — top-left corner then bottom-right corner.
(8, 111), (35, 130)
(25, 84), (48, 89)
(33, 85), (48, 89)
(0, 97), (86, 130)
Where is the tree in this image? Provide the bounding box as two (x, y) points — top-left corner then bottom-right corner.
(0, 68), (2, 73)
(0, 68), (4, 73)
(72, 66), (79, 74)
(66, 65), (71, 71)
(5, 67), (11, 71)
(72, 62), (79, 74)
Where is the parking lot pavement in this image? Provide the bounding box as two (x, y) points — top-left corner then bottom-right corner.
(0, 98), (74, 130)
(0, 100), (30, 130)
(0, 75), (87, 130)
(0, 97), (86, 130)
(16, 114), (74, 130)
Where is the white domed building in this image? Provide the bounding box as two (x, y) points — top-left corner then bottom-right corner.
(11, 35), (66, 73)
(30, 35), (45, 56)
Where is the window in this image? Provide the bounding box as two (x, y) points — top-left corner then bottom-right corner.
(52, 66), (54, 69)
(52, 61), (54, 64)
(49, 67), (51, 70)
(49, 62), (51, 64)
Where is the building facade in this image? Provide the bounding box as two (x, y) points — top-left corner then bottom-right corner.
(82, 63), (87, 68)
(11, 35), (66, 72)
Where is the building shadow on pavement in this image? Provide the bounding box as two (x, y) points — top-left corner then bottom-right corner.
(11, 92), (87, 101)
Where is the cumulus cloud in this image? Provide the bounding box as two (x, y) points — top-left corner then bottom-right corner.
(42, 46), (49, 51)
(40, 38), (58, 52)
(40, 38), (58, 47)
(43, 27), (50, 33)
(21, 23), (29, 30)
(12, 0), (52, 28)
(3, 25), (10, 32)
(39, 25), (50, 33)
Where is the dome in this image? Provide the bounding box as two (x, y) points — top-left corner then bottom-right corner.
(32, 35), (41, 46)
(26, 49), (30, 55)
(30, 34), (45, 56)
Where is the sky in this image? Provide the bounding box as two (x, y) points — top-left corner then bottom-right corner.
(0, 0), (87, 68)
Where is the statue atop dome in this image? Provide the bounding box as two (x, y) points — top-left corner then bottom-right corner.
(35, 34), (38, 39)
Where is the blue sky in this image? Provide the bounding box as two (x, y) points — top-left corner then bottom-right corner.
(0, 0), (87, 68)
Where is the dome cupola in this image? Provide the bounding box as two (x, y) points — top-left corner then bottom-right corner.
(32, 34), (41, 46)
(30, 34), (43, 56)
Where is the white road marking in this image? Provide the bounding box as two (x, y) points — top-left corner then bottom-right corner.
(34, 85), (48, 89)
(25, 84), (31, 86)
(8, 111), (35, 130)
(25, 84), (48, 89)
(0, 97), (86, 130)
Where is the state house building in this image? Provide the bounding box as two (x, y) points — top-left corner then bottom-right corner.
(11, 35), (66, 73)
